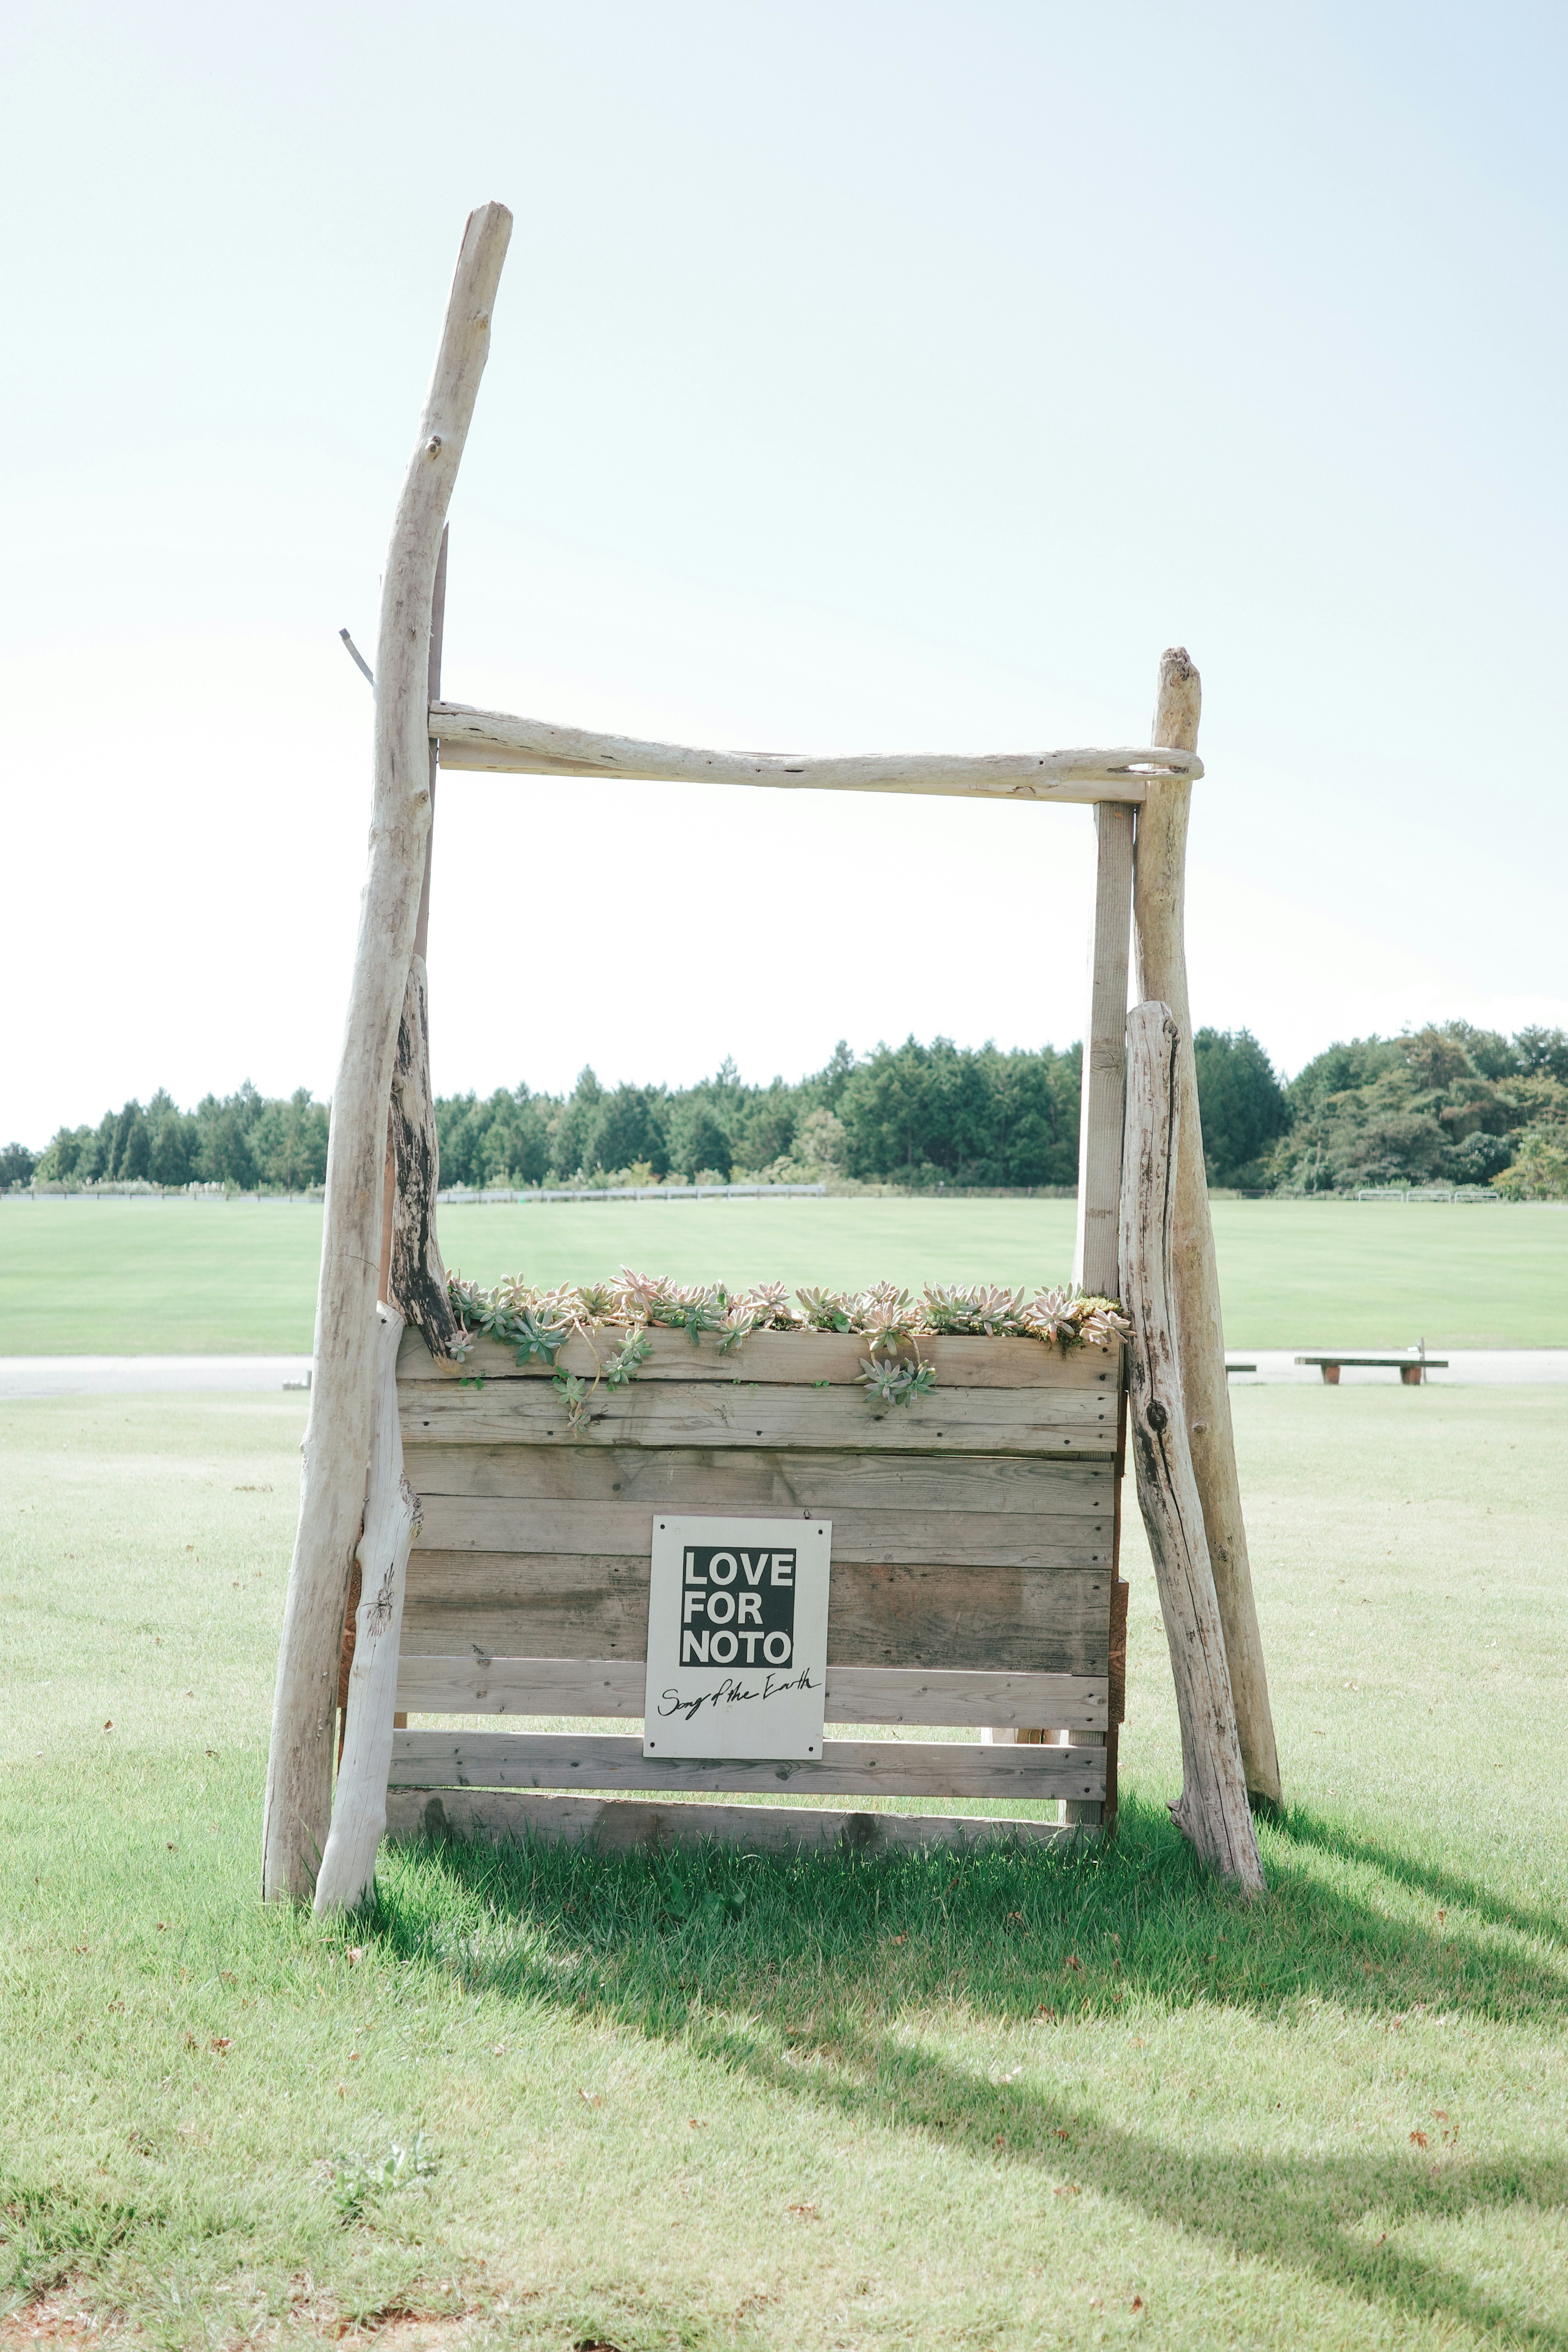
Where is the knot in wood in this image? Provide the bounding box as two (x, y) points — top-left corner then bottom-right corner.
(425, 434), (443, 457)
(1146, 1399), (1168, 1432)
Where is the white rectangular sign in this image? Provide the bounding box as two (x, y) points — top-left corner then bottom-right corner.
(643, 1516), (831, 1760)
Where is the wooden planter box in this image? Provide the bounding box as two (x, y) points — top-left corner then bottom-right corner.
(386, 1322), (1129, 1856)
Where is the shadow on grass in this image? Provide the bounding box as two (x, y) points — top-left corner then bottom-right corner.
(353, 1793), (1567, 2349)
(1274, 1804), (1566, 1949)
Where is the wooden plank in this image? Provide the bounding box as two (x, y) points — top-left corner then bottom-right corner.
(413, 1497), (1111, 1567)
(397, 1655), (646, 1715)
(399, 1379), (1116, 1454)
(386, 1787), (1086, 1855)
(429, 700), (1203, 805)
(388, 1729), (1107, 1801)
(403, 1443), (1115, 1514)
(393, 1655), (1109, 1731)
(399, 1556), (1111, 1674)
(1073, 803), (1134, 1298)
(399, 1325), (1118, 1391)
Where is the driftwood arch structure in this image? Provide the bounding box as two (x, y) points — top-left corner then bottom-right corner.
(262, 203), (1278, 1911)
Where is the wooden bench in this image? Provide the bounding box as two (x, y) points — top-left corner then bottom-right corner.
(1294, 1353), (1448, 1386)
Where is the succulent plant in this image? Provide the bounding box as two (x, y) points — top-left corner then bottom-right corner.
(1022, 1285), (1131, 1352)
(858, 1354), (938, 1407)
(851, 1283), (922, 1350)
(922, 1283), (1026, 1335)
(796, 1286), (854, 1332)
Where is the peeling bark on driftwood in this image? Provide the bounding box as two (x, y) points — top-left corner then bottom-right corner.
(1121, 1002), (1264, 1896)
(390, 954), (461, 1361)
(315, 1311), (421, 1914)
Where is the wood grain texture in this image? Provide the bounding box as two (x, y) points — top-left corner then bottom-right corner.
(399, 1379), (1115, 1454)
(399, 1555), (1111, 1674)
(413, 1497), (1109, 1567)
(314, 1312), (421, 1913)
(401, 1443), (1115, 1514)
(399, 1326), (1118, 1391)
(1073, 803), (1135, 1301)
(263, 203), (512, 1904)
(388, 957), (463, 1361)
(393, 1655), (1109, 1730)
(388, 1729), (1107, 1801)
(386, 1788), (1083, 1856)
(429, 701), (1203, 805)
(1134, 647), (1280, 1808)
(1121, 1002), (1263, 1895)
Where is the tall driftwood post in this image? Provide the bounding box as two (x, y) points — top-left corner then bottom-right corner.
(1134, 649), (1282, 1811)
(263, 203), (512, 1903)
(1122, 1003), (1264, 1895)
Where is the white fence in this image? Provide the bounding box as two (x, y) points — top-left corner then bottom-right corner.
(436, 1181), (827, 1207)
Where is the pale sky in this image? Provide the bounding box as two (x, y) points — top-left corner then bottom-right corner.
(6, 2), (1566, 1143)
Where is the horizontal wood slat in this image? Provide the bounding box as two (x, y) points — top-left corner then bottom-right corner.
(389, 1729), (1107, 1801)
(399, 1327), (1118, 1392)
(387, 1788), (1083, 1855)
(414, 1497), (1110, 1566)
(400, 1557), (1111, 1674)
(399, 1380), (1114, 1455)
(393, 1655), (1109, 1730)
(402, 1444), (1114, 1514)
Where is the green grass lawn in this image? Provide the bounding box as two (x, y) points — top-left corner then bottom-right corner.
(2, 1386), (1564, 2348)
(4, 1195), (1566, 1354)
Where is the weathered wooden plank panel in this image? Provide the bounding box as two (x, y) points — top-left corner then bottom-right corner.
(387, 1787), (1083, 1855)
(400, 1555), (1111, 1674)
(403, 1444), (1114, 1514)
(413, 1497), (1109, 1567)
(399, 1380), (1115, 1454)
(389, 1729), (1107, 1800)
(393, 1655), (1109, 1730)
(399, 1326), (1117, 1392)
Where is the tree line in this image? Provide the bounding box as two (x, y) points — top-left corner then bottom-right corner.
(8, 1019), (1567, 1198)
(19, 1085), (329, 1194)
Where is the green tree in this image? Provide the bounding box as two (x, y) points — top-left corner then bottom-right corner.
(194, 1083), (264, 1189)
(547, 1068), (605, 1178)
(837, 1036), (1077, 1187)
(0, 1141), (36, 1189)
(665, 1097), (736, 1183)
(1192, 1030), (1290, 1185)
(1494, 1124), (1568, 1199)
(586, 1085), (669, 1178)
(1514, 1026), (1568, 1084)
(252, 1089), (329, 1191)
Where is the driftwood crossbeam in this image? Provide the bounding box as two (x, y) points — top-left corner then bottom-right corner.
(428, 702), (1202, 802)
(262, 201), (1278, 1913)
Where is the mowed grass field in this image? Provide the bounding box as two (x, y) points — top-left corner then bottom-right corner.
(3, 1195), (1566, 1353)
(2, 1384), (1565, 2349)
